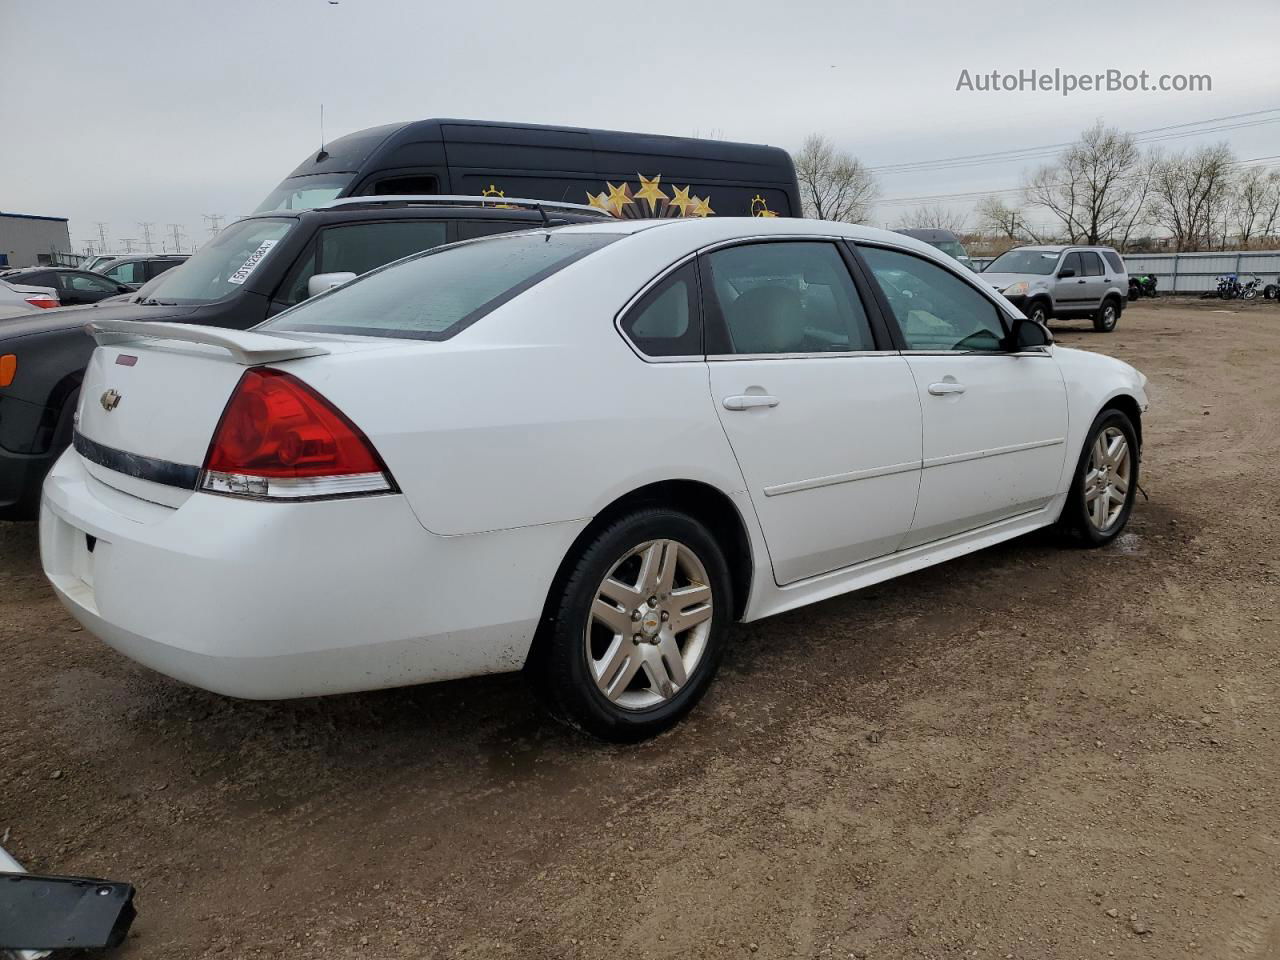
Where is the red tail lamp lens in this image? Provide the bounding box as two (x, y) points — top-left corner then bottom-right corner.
(26, 294), (59, 309)
(204, 368), (386, 479)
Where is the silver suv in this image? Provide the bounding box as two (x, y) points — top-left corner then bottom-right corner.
(981, 245), (1128, 332)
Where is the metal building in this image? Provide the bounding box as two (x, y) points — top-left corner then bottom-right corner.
(0, 211), (72, 268)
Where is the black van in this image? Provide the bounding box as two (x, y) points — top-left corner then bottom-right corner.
(255, 118), (801, 220)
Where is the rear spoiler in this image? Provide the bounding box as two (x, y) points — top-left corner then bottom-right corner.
(86, 320), (329, 365)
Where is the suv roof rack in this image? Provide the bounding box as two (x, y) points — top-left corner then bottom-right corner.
(320, 195), (612, 218)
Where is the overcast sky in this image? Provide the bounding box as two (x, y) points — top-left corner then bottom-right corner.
(2, 0), (1277, 253)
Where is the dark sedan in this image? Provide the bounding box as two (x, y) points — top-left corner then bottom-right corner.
(0, 268), (134, 306)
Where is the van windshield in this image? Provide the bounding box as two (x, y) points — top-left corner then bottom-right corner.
(985, 250), (1061, 275)
(261, 232), (617, 341)
(138, 218), (293, 304)
(255, 174), (354, 212)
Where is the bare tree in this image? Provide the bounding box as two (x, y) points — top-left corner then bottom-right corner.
(1257, 170), (1280, 240)
(1230, 165), (1278, 246)
(1149, 144), (1236, 251)
(974, 195), (1043, 243)
(1023, 121), (1145, 245)
(794, 134), (879, 223)
(895, 203), (968, 233)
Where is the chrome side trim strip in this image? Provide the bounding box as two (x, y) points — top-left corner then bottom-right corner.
(762, 459), (920, 497)
(922, 436), (1065, 470)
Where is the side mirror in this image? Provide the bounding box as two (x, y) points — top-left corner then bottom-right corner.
(1011, 315), (1052, 350)
(1057, 267), (1076, 279)
(307, 272), (357, 298)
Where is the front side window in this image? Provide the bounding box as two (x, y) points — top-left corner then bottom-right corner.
(620, 261), (701, 357)
(859, 245), (1007, 352)
(1059, 252), (1083, 277)
(140, 219), (293, 304)
(703, 242), (874, 355)
(276, 220), (449, 306)
(261, 231), (617, 341)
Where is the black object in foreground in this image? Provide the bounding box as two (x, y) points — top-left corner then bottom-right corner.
(0, 872), (136, 952)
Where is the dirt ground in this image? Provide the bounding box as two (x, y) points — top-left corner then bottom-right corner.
(2, 299), (1278, 960)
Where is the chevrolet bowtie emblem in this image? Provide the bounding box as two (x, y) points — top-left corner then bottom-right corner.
(100, 389), (122, 412)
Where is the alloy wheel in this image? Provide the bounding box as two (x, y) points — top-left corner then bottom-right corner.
(1084, 426), (1131, 532)
(586, 539), (714, 711)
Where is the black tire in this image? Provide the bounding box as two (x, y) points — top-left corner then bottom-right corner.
(1058, 408), (1139, 547)
(1025, 299), (1050, 327)
(527, 507), (733, 742)
(1092, 296), (1120, 332)
(1263, 284), (1278, 301)
(1127, 280), (1139, 301)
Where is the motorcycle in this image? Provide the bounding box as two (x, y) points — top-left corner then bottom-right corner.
(1128, 273), (1158, 300)
(1214, 274), (1242, 299)
(1239, 275), (1263, 300)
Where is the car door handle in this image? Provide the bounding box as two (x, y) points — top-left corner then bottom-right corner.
(1077, 279), (1087, 284)
(723, 394), (779, 411)
(927, 382), (966, 396)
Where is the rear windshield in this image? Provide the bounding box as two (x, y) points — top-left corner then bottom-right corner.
(260, 231), (617, 341)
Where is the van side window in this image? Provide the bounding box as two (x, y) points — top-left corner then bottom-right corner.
(619, 261), (701, 358)
(371, 176), (439, 196)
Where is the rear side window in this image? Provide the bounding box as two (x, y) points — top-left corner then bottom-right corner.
(103, 261), (144, 284)
(620, 261), (701, 357)
(1080, 251), (1103, 277)
(1103, 250), (1125, 273)
(262, 232), (616, 341)
(703, 241), (875, 355)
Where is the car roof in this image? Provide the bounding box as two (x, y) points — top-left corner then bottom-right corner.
(544, 215), (948, 252)
(1007, 244), (1117, 253)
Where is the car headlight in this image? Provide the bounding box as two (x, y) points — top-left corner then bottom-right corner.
(1003, 281), (1030, 297)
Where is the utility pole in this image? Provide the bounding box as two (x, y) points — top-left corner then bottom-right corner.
(202, 213), (224, 238)
(138, 222), (156, 253)
(165, 223), (185, 254)
(94, 222), (110, 254)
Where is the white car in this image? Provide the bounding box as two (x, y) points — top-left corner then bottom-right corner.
(0, 277), (59, 319)
(40, 218), (1148, 741)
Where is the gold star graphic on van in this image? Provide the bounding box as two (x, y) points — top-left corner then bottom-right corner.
(634, 173), (668, 209)
(605, 182), (634, 214)
(668, 185), (696, 216)
(690, 195), (714, 217)
(586, 191), (613, 213)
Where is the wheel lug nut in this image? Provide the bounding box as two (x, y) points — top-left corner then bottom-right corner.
(648, 596), (658, 607)
(631, 609), (642, 621)
(660, 611), (669, 621)
(633, 634), (642, 644)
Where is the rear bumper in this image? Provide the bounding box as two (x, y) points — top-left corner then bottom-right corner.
(40, 450), (586, 699)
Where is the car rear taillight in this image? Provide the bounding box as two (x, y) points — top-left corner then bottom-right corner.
(25, 294), (59, 309)
(200, 368), (395, 500)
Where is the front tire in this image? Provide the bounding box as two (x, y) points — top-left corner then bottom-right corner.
(1026, 300), (1050, 327)
(1092, 297), (1120, 332)
(1059, 408), (1139, 546)
(529, 508), (733, 742)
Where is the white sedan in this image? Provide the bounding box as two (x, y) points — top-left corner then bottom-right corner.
(41, 217), (1147, 741)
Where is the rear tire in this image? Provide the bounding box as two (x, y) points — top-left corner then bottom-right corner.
(528, 508), (733, 742)
(1058, 408), (1139, 547)
(1092, 297), (1120, 332)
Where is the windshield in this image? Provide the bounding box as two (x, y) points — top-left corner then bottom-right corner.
(933, 240), (970, 260)
(985, 249), (1060, 275)
(254, 174), (354, 212)
(140, 218), (293, 304)
(261, 232), (617, 341)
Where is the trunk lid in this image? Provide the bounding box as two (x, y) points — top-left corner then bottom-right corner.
(74, 323), (386, 503)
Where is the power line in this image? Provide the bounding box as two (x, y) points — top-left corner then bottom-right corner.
(165, 223), (185, 254)
(874, 153), (1280, 207)
(869, 107), (1280, 174)
(202, 213), (224, 237)
(137, 222), (156, 253)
